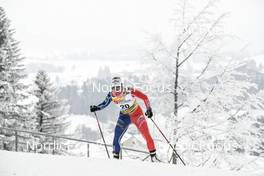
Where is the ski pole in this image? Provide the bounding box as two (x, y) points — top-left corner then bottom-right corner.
(150, 118), (186, 165)
(94, 112), (110, 159)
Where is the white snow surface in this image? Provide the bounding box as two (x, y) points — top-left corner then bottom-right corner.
(0, 150), (245, 176)
(66, 114), (99, 134)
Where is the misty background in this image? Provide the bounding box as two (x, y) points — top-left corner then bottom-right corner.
(1, 0), (264, 116)
(1, 0), (264, 173)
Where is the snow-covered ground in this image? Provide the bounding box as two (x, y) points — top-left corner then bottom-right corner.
(66, 114), (100, 134)
(0, 150), (245, 176)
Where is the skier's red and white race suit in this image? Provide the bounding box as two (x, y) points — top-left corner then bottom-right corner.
(97, 87), (156, 155)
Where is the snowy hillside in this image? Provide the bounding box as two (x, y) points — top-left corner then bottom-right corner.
(0, 150), (245, 176)
(24, 56), (145, 86)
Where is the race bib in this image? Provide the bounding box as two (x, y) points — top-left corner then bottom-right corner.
(116, 94), (136, 111)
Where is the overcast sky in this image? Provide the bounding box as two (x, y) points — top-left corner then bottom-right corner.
(1, 0), (264, 58)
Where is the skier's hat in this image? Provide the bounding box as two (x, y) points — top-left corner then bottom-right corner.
(111, 76), (123, 88)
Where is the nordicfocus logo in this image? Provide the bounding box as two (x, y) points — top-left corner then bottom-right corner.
(25, 140), (247, 154)
(26, 141), (74, 152)
(91, 80), (170, 93)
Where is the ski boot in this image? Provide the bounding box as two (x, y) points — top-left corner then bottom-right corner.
(113, 152), (120, 159)
(150, 150), (161, 162)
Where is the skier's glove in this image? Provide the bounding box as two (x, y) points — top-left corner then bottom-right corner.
(90, 105), (99, 112)
(145, 108), (153, 118)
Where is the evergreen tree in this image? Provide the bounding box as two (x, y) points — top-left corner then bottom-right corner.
(33, 70), (68, 153)
(0, 7), (29, 151)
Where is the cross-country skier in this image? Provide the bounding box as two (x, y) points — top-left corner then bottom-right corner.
(90, 76), (159, 162)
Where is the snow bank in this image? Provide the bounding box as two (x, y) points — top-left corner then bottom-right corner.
(0, 150), (245, 176)
(66, 114), (99, 134)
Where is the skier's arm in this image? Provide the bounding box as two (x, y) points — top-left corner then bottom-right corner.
(97, 92), (112, 110)
(91, 92), (112, 112)
(131, 88), (151, 110)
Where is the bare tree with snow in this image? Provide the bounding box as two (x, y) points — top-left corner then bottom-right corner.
(147, 0), (227, 164)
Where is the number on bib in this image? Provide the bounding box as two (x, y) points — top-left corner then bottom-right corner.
(120, 104), (130, 110)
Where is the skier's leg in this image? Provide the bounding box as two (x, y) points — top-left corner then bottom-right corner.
(112, 113), (131, 158)
(130, 107), (156, 153)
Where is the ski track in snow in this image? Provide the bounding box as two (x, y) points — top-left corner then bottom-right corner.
(0, 150), (245, 176)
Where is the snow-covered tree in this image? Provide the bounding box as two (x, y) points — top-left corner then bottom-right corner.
(33, 70), (68, 153)
(146, 0), (227, 164)
(145, 0), (264, 169)
(177, 66), (261, 166)
(0, 6), (29, 151)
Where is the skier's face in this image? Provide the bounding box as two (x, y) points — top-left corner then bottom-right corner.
(112, 86), (123, 97)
